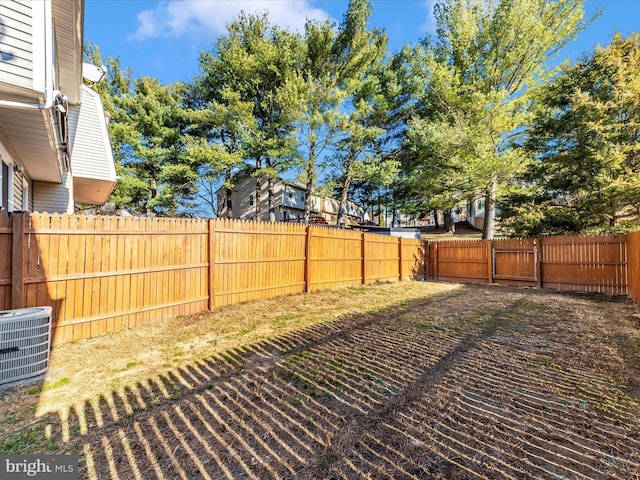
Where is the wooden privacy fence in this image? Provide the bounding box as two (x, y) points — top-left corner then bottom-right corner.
(427, 235), (629, 295)
(2, 212), (426, 345)
(2, 209), (637, 346)
(628, 231), (640, 302)
(7, 212), (210, 344)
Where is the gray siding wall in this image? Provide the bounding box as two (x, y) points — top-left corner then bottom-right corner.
(0, 1), (34, 90)
(12, 168), (32, 211)
(12, 167), (22, 209)
(34, 172), (73, 213)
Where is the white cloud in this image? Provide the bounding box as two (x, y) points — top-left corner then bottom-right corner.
(128, 0), (332, 41)
(420, 0), (438, 35)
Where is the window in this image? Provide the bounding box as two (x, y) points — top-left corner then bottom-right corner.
(288, 191), (293, 199)
(249, 194), (254, 207)
(477, 199), (483, 210)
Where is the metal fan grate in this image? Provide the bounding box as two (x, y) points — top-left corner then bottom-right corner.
(0, 307), (52, 385)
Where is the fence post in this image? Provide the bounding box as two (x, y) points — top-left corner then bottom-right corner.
(11, 212), (26, 309)
(536, 238), (543, 289)
(434, 241), (439, 281)
(486, 240), (493, 284)
(424, 240), (429, 280)
(208, 218), (216, 310)
(304, 226), (311, 292)
(398, 237), (404, 281)
(361, 233), (367, 284)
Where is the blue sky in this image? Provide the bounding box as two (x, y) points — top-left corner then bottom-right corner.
(85, 0), (640, 85)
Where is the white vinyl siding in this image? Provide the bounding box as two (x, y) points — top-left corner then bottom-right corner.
(68, 86), (115, 180)
(33, 172), (73, 214)
(0, 1), (34, 90)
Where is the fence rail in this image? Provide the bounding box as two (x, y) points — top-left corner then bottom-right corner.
(1, 209), (638, 346)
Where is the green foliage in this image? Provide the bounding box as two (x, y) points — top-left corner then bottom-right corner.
(194, 12), (305, 220)
(85, 45), (200, 215)
(402, 0), (589, 238)
(500, 33), (640, 236)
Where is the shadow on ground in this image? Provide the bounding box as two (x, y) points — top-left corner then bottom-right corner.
(7, 285), (640, 479)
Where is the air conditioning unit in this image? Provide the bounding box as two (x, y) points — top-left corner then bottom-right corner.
(0, 307), (52, 386)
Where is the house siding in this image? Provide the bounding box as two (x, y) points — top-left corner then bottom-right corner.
(68, 86), (114, 180)
(12, 168), (31, 211)
(12, 166), (22, 210)
(219, 176), (365, 224)
(0, 1), (34, 90)
(34, 172), (73, 213)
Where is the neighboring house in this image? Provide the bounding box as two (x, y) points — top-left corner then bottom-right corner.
(217, 175), (367, 225)
(468, 198), (486, 230)
(453, 203), (469, 223)
(0, 0), (117, 214)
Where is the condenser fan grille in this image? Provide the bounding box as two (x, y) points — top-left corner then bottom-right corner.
(0, 307), (52, 385)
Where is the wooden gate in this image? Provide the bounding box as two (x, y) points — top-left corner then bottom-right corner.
(492, 238), (538, 287)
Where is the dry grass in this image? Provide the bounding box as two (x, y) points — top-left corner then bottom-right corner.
(1, 281), (639, 479)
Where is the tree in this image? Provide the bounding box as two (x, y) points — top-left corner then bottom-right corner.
(85, 45), (199, 215)
(405, 0), (590, 238)
(500, 33), (640, 236)
(185, 82), (254, 218)
(83, 44), (141, 212)
(297, 18), (345, 223)
(325, 0), (399, 226)
(197, 13), (305, 222)
(118, 78), (199, 215)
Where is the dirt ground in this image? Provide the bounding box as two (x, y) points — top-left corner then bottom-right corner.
(2, 283), (640, 479)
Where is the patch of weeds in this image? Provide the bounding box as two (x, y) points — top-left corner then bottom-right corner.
(450, 325), (465, 335)
(418, 322), (433, 331)
(274, 313), (301, 328)
(114, 361), (139, 373)
(482, 318), (502, 335)
(307, 417), (316, 431)
(286, 349), (310, 368)
(42, 377), (70, 392)
(540, 357), (563, 371)
(108, 378), (121, 390)
(328, 358), (344, 371)
(279, 368), (297, 383)
(0, 424), (61, 454)
(616, 336), (640, 368)
(26, 385), (42, 395)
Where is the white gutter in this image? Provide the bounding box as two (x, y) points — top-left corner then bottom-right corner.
(0, 92), (63, 111)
